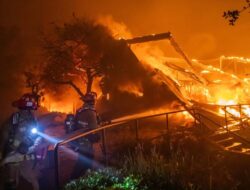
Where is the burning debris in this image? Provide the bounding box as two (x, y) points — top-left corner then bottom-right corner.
(2, 1), (250, 190)
(0, 16), (248, 125)
(40, 18), (180, 118)
(34, 16), (250, 124)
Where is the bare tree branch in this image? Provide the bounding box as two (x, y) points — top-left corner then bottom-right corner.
(223, 0), (250, 25)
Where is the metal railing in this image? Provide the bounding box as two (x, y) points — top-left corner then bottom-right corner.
(54, 109), (188, 189)
(193, 109), (222, 129)
(194, 103), (250, 131)
(222, 104), (250, 130)
(193, 109), (250, 148)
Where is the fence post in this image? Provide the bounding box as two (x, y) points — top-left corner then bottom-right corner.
(198, 113), (203, 130)
(239, 104), (242, 128)
(101, 129), (108, 166)
(166, 114), (171, 155)
(54, 144), (60, 190)
(135, 120), (139, 142)
(224, 106), (228, 132)
(166, 114), (169, 133)
(193, 109), (198, 128)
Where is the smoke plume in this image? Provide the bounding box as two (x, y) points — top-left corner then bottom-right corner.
(40, 17), (178, 119)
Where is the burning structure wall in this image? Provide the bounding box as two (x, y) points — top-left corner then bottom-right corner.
(39, 18), (250, 120)
(1, 0), (250, 123)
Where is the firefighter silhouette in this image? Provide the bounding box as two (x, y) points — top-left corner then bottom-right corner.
(65, 92), (100, 179)
(0, 94), (44, 190)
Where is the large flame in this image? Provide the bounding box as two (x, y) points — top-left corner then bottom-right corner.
(41, 95), (76, 114)
(100, 18), (250, 106)
(42, 17), (250, 120)
(118, 83), (143, 97)
(41, 78), (102, 113)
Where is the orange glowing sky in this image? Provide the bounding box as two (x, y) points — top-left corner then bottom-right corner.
(1, 0), (250, 59)
(1, 0), (250, 120)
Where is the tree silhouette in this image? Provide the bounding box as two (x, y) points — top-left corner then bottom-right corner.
(223, 0), (250, 25)
(42, 18), (113, 98)
(24, 71), (43, 106)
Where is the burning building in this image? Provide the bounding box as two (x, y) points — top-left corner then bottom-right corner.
(26, 15), (249, 130)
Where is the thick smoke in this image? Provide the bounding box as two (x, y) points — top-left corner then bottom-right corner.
(0, 26), (26, 123)
(0, 0), (48, 123)
(0, 24), (43, 124)
(96, 39), (178, 119)
(40, 18), (178, 119)
(1, 0), (249, 123)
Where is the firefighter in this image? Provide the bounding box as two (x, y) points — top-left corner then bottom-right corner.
(0, 94), (43, 190)
(70, 92), (100, 179)
(64, 114), (76, 134)
(64, 114), (79, 154)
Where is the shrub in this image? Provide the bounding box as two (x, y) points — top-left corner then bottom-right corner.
(64, 168), (147, 190)
(122, 145), (196, 190)
(65, 129), (246, 190)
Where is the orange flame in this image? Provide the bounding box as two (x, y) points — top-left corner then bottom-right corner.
(118, 83), (144, 97)
(42, 17), (250, 120)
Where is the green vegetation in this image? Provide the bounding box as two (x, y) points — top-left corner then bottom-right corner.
(65, 128), (250, 190)
(64, 168), (146, 190)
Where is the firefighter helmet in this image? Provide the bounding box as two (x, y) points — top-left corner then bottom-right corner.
(12, 93), (39, 110)
(82, 92), (97, 104)
(65, 114), (76, 133)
